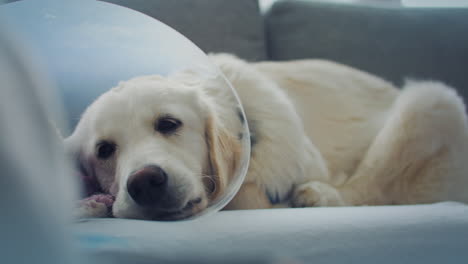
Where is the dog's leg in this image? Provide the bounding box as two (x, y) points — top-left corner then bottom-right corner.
(340, 81), (468, 205)
(291, 181), (346, 207)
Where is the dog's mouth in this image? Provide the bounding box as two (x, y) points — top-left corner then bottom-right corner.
(145, 197), (206, 221)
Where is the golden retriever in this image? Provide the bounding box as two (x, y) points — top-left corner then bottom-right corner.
(67, 53), (468, 220)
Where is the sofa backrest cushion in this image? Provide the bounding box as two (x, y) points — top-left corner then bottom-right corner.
(265, 0), (468, 94)
(103, 0), (267, 61)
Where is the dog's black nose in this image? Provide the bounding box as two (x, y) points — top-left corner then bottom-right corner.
(127, 165), (168, 206)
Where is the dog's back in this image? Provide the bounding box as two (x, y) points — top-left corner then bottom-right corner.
(211, 53), (399, 181)
(211, 53), (468, 207)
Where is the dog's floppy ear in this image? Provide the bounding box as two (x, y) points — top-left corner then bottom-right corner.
(204, 113), (241, 201)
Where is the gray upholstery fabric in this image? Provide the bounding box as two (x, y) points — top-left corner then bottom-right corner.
(265, 0), (468, 96)
(102, 0), (267, 61)
(75, 203), (468, 264)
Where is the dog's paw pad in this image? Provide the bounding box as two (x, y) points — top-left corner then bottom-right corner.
(86, 194), (115, 208)
(74, 195), (113, 218)
(291, 181), (344, 207)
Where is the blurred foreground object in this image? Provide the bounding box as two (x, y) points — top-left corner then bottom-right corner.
(0, 18), (80, 264)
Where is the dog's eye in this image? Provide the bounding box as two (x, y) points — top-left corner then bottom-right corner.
(96, 141), (116, 160)
(156, 117), (182, 134)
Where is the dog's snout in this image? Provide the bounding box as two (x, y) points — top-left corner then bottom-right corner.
(127, 165), (168, 206)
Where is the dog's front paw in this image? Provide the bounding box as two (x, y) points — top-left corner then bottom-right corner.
(291, 181), (345, 207)
(74, 194), (114, 218)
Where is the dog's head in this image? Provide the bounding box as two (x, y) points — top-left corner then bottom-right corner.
(66, 74), (243, 220)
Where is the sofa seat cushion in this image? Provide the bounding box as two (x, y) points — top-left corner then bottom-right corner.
(75, 202), (468, 264)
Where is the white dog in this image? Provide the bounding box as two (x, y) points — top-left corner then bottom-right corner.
(67, 53), (468, 220)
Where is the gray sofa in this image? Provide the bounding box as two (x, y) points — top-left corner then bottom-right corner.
(1, 1), (468, 264)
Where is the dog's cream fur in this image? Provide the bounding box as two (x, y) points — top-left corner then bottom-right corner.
(214, 54), (468, 209)
(68, 53), (468, 220)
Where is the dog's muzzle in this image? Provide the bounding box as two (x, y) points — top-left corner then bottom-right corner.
(126, 165), (203, 220)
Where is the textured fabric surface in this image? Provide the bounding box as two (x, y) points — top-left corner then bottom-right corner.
(102, 0), (267, 61)
(265, 0), (468, 97)
(75, 202), (468, 264)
